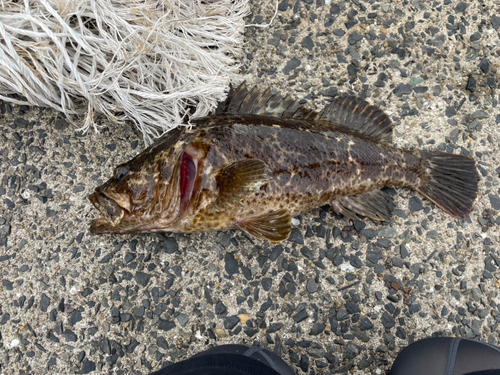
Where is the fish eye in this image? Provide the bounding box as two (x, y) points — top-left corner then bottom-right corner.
(114, 166), (129, 181)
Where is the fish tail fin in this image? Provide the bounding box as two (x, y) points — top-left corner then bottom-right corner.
(416, 151), (479, 219)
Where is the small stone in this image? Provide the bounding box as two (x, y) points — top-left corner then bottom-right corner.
(40, 293), (50, 312)
(301, 36), (315, 51)
(409, 197), (424, 212)
(156, 336), (169, 350)
(78, 359), (96, 374)
(378, 227), (396, 238)
(393, 83), (412, 97)
(134, 272), (151, 287)
(2, 279), (14, 290)
(360, 228), (376, 239)
(224, 315), (240, 330)
(283, 57), (301, 75)
(224, 252), (239, 276)
(293, 309), (308, 323)
(288, 228), (304, 244)
(309, 323), (325, 335)
(299, 354), (309, 372)
(337, 308), (348, 321)
(472, 110), (489, 119)
(120, 313), (132, 322)
(215, 301), (227, 315)
(176, 313), (189, 327)
(348, 32), (363, 45)
(492, 16), (500, 31)
(1, 313), (10, 325)
(471, 319), (482, 336)
(489, 195), (500, 210)
(158, 319), (176, 332)
(445, 106), (456, 117)
(306, 279), (318, 293)
(163, 237), (179, 254)
(466, 76), (476, 91)
(70, 310), (82, 325)
(454, 2), (468, 13)
(344, 342), (361, 359)
(346, 302), (361, 314)
(239, 313), (250, 324)
(359, 318), (373, 331)
(381, 312), (395, 328)
(479, 58), (489, 74)
(62, 329), (78, 342)
(267, 323), (283, 333)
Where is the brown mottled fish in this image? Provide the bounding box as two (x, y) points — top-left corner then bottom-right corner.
(89, 82), (479, 242)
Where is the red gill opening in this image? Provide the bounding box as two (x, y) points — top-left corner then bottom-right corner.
(180, 152), (196, 203)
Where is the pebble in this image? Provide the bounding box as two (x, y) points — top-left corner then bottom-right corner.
(163, 237), (179, 254)
(134, 272), (151, 287)
(176, 313), (189, 327)
(393, 83), (412, 97)
(287, 227), (304, 244)
(309, 323), (325, 335)
(283, 58), (301, 75)
(344, 342), (361, 359)
(224, 252), (239, 276)
(78, 359), (96, 374)
(62, 329), (78, 342)
(293, 309), (308, 323)
(306, 279), (318, 293)
(408, 197), (424, 212)
(381, 312), (395, 328)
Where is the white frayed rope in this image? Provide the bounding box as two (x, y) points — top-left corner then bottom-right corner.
(0, 0), (250, 144)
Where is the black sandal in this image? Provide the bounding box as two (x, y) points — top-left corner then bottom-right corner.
(391, 337), (500, 375)
(151, 344), (294, 375)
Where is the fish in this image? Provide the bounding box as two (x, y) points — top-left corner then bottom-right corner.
(89, 82), (479, 242)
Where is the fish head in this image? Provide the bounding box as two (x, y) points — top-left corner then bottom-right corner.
(89, 128), (190, 234)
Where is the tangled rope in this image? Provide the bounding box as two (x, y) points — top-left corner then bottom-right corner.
(0, 0), (249, 144)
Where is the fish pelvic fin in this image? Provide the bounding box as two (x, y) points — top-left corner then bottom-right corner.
(316, 96), (393, 142)
(217, 81), (318, 120)
(331, 189), (395, 221)
(416, 151), (479, 219)
(215, 159), (271, 209)
(237, 209), (292, 242)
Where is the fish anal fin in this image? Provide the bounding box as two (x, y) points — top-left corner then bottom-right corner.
(237, 209), (292, 242)
(331, 189), (394, 222)
(215, 159), (270, 208)
(317, 96), (393, 142)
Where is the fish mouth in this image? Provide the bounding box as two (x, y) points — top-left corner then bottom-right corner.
(89, 192), (128, 234)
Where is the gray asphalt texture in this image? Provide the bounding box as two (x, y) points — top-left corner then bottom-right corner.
(1, 0), (500, 374)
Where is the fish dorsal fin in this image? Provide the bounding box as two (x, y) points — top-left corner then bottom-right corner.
(237, 209), (292, 242)
(331, 189), (394, 221)
(316, 96), (393, 142)
(218, 81), (318, 120)
(218, 82), (393, 141)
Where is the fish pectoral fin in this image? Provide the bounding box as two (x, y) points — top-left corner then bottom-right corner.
(237, 209), (292, 243)
(316, 96), (393, 142)
(216, 159), (270, 206)
(331, 189), (394, 222)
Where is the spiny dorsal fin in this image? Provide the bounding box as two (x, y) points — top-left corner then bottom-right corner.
(237, 209), (292, 242)
(218, 81), (318, 120)
(316, 96), (393, 142)
(331, 189), (394, 221)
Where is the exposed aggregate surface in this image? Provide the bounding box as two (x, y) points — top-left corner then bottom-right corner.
(1, 0), (500, 374)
